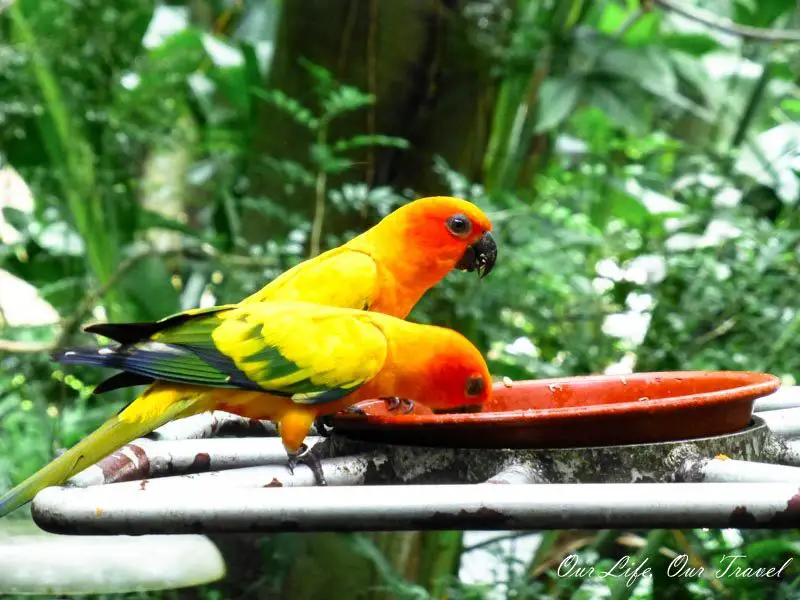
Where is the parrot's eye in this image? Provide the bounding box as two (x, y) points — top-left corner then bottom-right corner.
(446, 213), (472, 238)
(465, 375), (485, 397)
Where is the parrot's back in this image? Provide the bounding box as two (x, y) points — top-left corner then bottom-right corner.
(240, 247), (380, 313)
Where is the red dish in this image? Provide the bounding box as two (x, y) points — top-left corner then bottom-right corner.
(332, 371), (781, 448)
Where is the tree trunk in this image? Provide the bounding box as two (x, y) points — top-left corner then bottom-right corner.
(246, 0), (495, 245)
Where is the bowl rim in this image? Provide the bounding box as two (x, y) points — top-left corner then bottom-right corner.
(334, 370), (781, 427)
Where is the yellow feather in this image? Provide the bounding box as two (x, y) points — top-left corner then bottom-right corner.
(0, 384), (211, 517)
(210, 302), (388, 393)
(241, 250), (377, 310)
(117, 383), (213, 424)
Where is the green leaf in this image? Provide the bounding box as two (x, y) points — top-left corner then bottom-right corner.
(333, 135), (410, 152)
(121, 28), (206, 123)
(669, 52), (719, 107)
(535, 77), (583, 132)
(299, 58), (336, 97)
(117, 255), (180, 321)
(591, 44), (703, 118)
(771, 61), (794, 81)
(260, 156), (315, 187)
(781, 98), (800, 113)
(744, 539), (800, 561)
(598, 46), (677, 98)
(734, 0), (758, 12)
(588, 184), (653, 230)
(587, 87), (647, 133)
(240, 197), (306, 228)
(310, 144), (354, 174)
(252, 89), (319, 129)
(1, 207), (32, 234)
(209, 65), (250, 115)
(322, 85), (374, 120)
(623, 12), (660, 46)
(343, 535), (430, 600)
(240, 41), (263, 109)
(596, 4), (629, 36)
(597, 3), (659, 46)
(610, 192), (651, 227)
(661, 33), (721, 56)
(733, 0), (795, 28)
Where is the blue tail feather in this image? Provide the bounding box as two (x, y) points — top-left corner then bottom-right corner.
(51, 346), (122, 370)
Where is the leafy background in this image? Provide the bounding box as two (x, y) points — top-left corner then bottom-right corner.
(2, 0), (800, 598)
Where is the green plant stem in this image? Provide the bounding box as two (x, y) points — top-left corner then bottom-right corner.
(8, 2), (120, 317)
(653, 0), (800, 42)
(418, 531), (463, 599)
(310, 125), (328, 258)
(608, 529), (669, 600)
(731, 62), (772, 149)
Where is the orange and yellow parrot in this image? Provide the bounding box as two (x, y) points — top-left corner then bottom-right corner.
(94, 195), (497, 415)
(0, 300), (491, 517)
(241, 195), (497, 317)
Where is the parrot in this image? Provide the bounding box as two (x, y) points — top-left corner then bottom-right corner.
(0, 300), (491, 517)
(246, 194), (497, 418)
(93, 195), (497, 417)
(240, 195), (497, 317)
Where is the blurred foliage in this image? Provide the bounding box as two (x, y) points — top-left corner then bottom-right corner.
(2, 0), (800, 598)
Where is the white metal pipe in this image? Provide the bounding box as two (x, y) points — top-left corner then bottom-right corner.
(73, 452), (383, 492)
(753, 387), (800, 413)
(32, 483), (800, 534)
(756, 408), (800, 438)
(150, 411), (277, 440)
(68, 437), (321, 487)
(700, 458), (800, 482)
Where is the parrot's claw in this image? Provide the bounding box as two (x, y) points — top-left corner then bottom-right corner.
(286, 450), (299, 476)
(313, 416), (335, 437)
(286, 443), (328, 486)
(343, 405), (367, 415)
(384, 397), (415, 414)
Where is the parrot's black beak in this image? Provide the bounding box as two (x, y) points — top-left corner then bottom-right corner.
(456, 231), (497, 279)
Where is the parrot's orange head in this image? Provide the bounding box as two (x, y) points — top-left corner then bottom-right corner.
(417, 329), (492, 412)
(388, 196), (497, 279)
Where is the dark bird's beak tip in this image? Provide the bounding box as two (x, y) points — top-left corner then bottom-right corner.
(456, 232), (497, 279)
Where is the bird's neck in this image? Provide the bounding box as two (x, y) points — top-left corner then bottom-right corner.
(347, 223), (460, 311)
(354, 320), (440, 402)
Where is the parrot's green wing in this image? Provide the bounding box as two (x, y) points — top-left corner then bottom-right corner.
(80, 303), (388, 405)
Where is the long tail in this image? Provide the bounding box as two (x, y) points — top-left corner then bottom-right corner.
(0, 383), (209, 517)
(52, 345), (125, 370)
(52, 346), (156, 394)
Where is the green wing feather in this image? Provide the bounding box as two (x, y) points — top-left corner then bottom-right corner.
(78, 302), (388, 405)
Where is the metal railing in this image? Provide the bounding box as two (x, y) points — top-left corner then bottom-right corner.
(31, 386), (800, 533)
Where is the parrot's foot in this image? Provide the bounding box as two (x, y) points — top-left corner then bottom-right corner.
(343, 405), (367, 415)
(313, 415), (335, 437)
(286, 443), (328, 486)
(384, 397), (415, 414)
